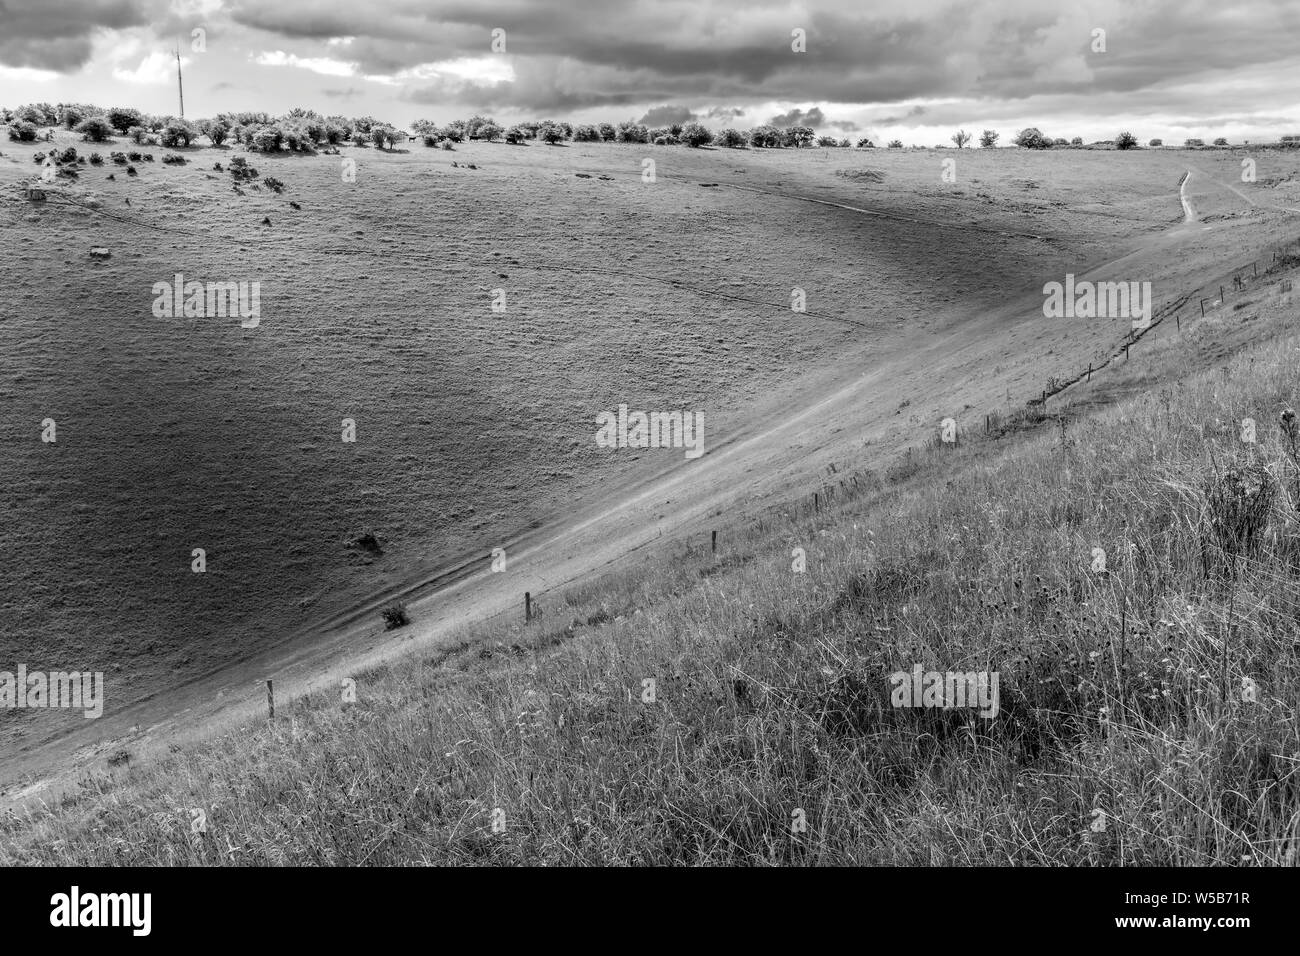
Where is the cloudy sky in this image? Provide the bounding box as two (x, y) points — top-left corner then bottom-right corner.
(2, 0), (1298, 143)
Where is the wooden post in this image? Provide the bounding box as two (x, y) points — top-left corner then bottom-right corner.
(1220, 285), (1225, 300)
(525, 592), (532, 622)
(1125, 342), (1130, 361)
(814, 493), (820, 514)
(266, 679), (274, 720)
(711, 529), (717, 553)
(1200, 298), (1206, 316)
(1176, 314), (1181, 331)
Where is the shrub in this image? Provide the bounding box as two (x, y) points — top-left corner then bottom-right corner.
(61, 107), (84, 129)
(141, 153), (154, 162)
(887, 139), (903, 148)
(717, 128), (747, 148)
(263, 176), (285, 193)
(1071, 136), (1084, 146)
(1213, 137), (1229, 146)
(126, 165), (137, 176)
(281, 125), (315, 152)
(127, 150), (142, 161)
(58, 146), (76, 163)
(478, 122), (503, 142)
(538, 124), (565, 144)
(856, 136), (875, 148)
(33, 152), (45, 164)
(126, 126), (147, 144)
(616, 122), (649, 144)
(439, 139), (454, 150)
(162, 153), (186, 165)
(380, 602), (410, 630)
(504, 125), (528, 144)
(598, 122), (617, 142)
(572, 124), (600, 142)
(75, 116), (113, 142)
(1115, 131), (1138, 150)
(160, 120), (196, 148)
(109, 151), (127, 164)
(106, 107), (143, 134)
(1185, 138), (1205, 147)
(979, 129), (999, 148)
(1149, 138), (1163, 147)
(89, 152), (103, 165)
(1013, 127), (1052, 149)
(7, 121), (37, 142)
(207, 122), (229, 147)
(782, 126), (815, 148)
(370, 125), (400, 150)
(680, 122), (713, 147)
(250, 125), (284, 152)
(1053, 137), (1069, 146)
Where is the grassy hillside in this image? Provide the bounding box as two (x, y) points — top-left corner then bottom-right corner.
(4, 259), (1298, 865)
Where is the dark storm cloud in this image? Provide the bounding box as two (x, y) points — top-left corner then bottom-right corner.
(637, 104), (697, 126)
(2, 0), (1297, 124)
(769, 106), (825, 127)
(0, 0), (148, 70)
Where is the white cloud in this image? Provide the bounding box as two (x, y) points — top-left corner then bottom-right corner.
(112, 51), (186, 85)
(252, 50), (357, 76)
(366, 56), (515, 87)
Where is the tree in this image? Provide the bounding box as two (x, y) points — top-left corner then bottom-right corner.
(1185, 138), (1204, 147)
(856, 136), (875, 148)
(538, 123), (565, 144)
(370, 125), (400, 149)
(952, 129), (971, 148)
(680, 122), (713, 147)
(573, 124), (600, 142)
(1213, 137), (1229, 146)
(207, 122), (230, 147)
(1012, 127), (1052, 149)
(74, 116), (114, 142)
(979, 130), (999, 148)
(7, 121), (38, 142)
(161, 119), (196, 148)
(106, 107), (144, 135)
(1071, 136), (1083, 146)
(478, 123), (503, 142)
(504, 125), (529, 144)
(782, 125), (814, 148)
(598, 122), (617, 141)
(464, 114), (496, 139)
(61, 106), (84, 129)
(1115, 131), (1138, 150)
(749, 125), (781, 148)
(887, 139), (903, 148)
(616, 122), (649, 143)
(1148, 138), (1163, 147)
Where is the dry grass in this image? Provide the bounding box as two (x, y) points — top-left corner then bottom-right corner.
(5, 307), (1300, 866)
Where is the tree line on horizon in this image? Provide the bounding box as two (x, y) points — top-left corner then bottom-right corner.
(5, 102), (1296, 154)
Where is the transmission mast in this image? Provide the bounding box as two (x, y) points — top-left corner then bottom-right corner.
(175, 42), (185, 119)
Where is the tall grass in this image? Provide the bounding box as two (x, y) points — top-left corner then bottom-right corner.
(4, 325), (1300, 865)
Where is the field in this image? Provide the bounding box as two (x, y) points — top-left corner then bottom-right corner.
(3, 133), (1300, 854)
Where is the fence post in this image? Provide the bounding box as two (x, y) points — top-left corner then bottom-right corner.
(1200, 298), (1206, 316)
(525, 592), (532, 623)
(711, 529), (717, 553)
(266, 679), (274, 720)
